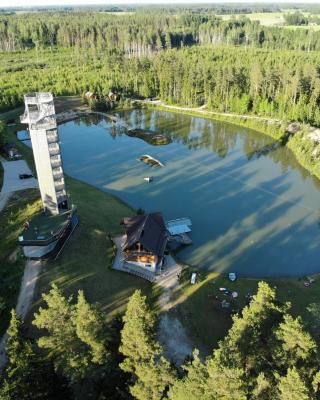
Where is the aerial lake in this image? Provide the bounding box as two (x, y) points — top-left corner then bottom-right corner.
(19, 109), (320, 277)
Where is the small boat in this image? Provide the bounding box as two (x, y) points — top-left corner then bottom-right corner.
(139, 154), (164, 167)
(144, 177), (153, 182)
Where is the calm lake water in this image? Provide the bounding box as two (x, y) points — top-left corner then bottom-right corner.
(19, 109), (320, 277)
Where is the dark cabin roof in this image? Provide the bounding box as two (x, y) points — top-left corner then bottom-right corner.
(122, 213), (168, 257)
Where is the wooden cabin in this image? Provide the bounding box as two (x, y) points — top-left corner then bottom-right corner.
(121, 213), (168, 273)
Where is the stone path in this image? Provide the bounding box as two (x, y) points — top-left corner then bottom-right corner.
(145, 99), (283, 124)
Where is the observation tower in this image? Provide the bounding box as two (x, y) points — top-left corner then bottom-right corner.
(20, 92), (68, 214)
(19, 93), (77, 259)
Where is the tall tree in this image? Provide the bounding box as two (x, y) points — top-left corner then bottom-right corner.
(214, 281), (287, 374)
(272, 314), (317, 370)
(120, 290), (174, 400)
(0, 310), (71, 400)
(276, 367), (309, 400)
(33, 284), (108, 384)
(168, 349), (247, 400)
(0, 310), (35, 399)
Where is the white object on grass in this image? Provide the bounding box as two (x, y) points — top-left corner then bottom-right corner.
(228, 272), (237, 282)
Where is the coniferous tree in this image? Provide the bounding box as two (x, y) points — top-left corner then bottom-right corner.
(74, 290), (108, 366)
(272, 314), (317, 370)
(120, 290), (174, 400)
(168, 349), (247, 400)
(0, 310), (71, 400)
(276, 367), (309, 400)
(168, 350), (207, 400)
(33, 284), (109, 384)
(0, 310), (35, 399)
(214, 281), (287, 373)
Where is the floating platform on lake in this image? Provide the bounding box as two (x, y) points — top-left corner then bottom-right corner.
(127, 128), (171, 145)
(139, 154), (164, 167)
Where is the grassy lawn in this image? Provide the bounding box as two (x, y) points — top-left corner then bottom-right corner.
(0, 189), (42, 333)
(172, 266), (320, 353)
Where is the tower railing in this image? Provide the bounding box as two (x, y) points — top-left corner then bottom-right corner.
(24, 92), (53, 104)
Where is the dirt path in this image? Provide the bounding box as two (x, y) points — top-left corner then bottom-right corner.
(15, 260), (42, 319)
(0, 157), (41, 369)
(0, 260), (42, 369)
(145, 100), (282, 124)
(157, 256), (193, 366)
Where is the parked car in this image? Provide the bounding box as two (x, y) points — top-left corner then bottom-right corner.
(19, 174), (33, 179)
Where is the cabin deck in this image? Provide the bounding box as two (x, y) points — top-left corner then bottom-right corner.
(166, 217), (193, 245)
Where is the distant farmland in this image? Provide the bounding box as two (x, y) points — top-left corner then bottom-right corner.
(217, 11), (319, 29)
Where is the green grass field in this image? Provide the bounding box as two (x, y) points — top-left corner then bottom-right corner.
(172, 267), (320, 352)
(217, 12), (285, 27)
(217, 11), (320, 30)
